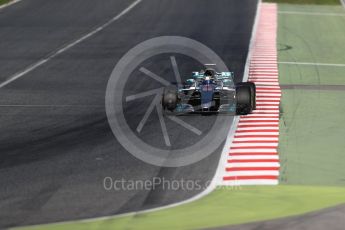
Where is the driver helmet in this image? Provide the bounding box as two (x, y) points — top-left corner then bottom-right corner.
(204, 68), (215, 78)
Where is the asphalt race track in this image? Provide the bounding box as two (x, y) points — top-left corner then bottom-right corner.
(0, 0), (257, 228)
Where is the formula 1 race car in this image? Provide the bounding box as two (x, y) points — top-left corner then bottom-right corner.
(162, 68), (256, 115)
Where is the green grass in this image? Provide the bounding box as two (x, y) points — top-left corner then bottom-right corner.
(279, 91), (345, 185)
(279, 5), (345, 66)
(278, 4), (345, 85)
(278, 4), (345, 185)
(16, 186), (345, 230)
(264, 0), (340, 5)
(278, 3), (345, 13)
(0, 0), (12, 6)
(278, 64), (345, 85)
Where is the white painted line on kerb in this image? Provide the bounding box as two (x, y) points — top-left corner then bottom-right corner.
(0, 0), (142, 89)
(230, 155), (279, 160)
(0, 0), (22, 10)
(278, 61), (345, 67)
(278, 11), (345, 17)
(224, 171), (280, 177)
(222, 180), (278, 186)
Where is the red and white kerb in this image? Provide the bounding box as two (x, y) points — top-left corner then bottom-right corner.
(222, 3), (280, 186)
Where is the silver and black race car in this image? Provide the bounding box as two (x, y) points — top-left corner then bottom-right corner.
(162, 68), (256, 115)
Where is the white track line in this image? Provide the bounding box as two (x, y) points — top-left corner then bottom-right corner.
(0, 0), (22, 10)
(231, 144), (279, 148)
(214, 0), (261, 184)
(240, 118), (279, 121)
(230, 155), (279, 160)
(341, 0), (345, 9)
(238, 122), (279, 125)
(222, 180), (278, 186)
(233, 138), (279, 142)
(224, 171), (280, 177)
(230, 149), (278, 154)
(0, 0), (142, 89)
(278, 11), (345, 17)
(234, 132), (279, 136)
(227, 162), (280, 168)
(278, 61), (345, 67)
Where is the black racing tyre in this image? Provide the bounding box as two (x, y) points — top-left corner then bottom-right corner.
(249, 82), (256, 110)
(240, 82), (256, 110)
(236, 82), (256, 110)
(235, 84), (253, 115)
(162, 86), (178, 112)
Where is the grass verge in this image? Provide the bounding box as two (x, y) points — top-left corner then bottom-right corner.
(279, 91), (345, 185)
(16, 185), (345, 230)
(278, 4), (345, 185)
(0, 0), (12, 6)
(278, 4), (345, 86)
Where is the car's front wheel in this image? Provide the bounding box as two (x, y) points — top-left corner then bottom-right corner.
(236, 83), (254, 115)
(162, 86), (178, 112)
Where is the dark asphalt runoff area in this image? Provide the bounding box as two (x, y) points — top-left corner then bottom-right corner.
(209, 204), (345, 230)
(0, 0), (257, 228)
